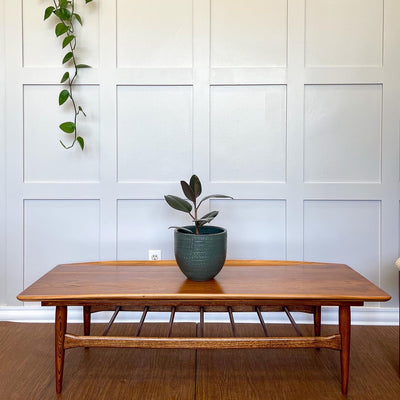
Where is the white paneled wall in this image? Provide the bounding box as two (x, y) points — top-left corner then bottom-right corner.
(0, 0), (6, 305)
(2, 0), (400, 315)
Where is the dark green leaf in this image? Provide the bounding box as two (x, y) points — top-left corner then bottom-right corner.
(59, 122), (76, 133)
(168, 226), (194, 234)
(62, 52), (73, 64)
(62, 35), (75, 48)
(58, 89), (70, 105)
(44, 6), (55, 20)
(164, 195), (192, 213)
(200, 194), (233, 202)
(73, 13), (82, 25)
(54, 8), (72, 21)
(59, 0), (69, 7)
(180, 181), (195, 202)
(76, 136), (84, 150)
(196, 211), (218, 227)
(85, 0), (93, 3)
(189, 175), (202, 198)
(78, 106), (87, 117)
(55, 23), (69, 37)
(76, 64), (91, 68)
(60, 71), (70, 83)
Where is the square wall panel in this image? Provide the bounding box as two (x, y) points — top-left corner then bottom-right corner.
(211, 0), (287, 68)
(305, 0), (383, 67)
(211, 0), (287, 67)
(117, 0), (193, 68)
(304, 200), (380, 284)
(117, 86), (193, 182)
(23, 85), (100, 182)
(210, 85), (286, 182)
(304, 85), (381, 183)
(117, 200), (189, 260)
(23, 0), (99, 67)
(210, 200), (286, 260)
(24, 200), (100, 288)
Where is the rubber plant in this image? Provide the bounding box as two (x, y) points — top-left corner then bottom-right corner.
(165, 175), (233, 235)
(44, 0), (94, 150)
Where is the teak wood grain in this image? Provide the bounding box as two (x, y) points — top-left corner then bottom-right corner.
(17, 260), (391, 304)
(16, 260), (391, 395)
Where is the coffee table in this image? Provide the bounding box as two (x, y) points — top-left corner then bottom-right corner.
(17, 260), (391, 394)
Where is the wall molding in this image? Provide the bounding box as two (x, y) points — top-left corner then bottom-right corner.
(1, 306), (398, 326)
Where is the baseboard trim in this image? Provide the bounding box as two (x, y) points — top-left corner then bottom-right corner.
(0, 306), (398, 326)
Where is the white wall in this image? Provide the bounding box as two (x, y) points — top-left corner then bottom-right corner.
(2, 0), (400, 318)
(0, 0), (6, 305)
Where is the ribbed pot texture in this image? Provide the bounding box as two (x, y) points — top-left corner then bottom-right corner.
(174, 226), (227, 281)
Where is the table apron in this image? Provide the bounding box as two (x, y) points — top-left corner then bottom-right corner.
(41, 300), (365, 308)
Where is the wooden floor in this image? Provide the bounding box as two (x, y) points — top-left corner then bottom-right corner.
(0, 321), (399, 400)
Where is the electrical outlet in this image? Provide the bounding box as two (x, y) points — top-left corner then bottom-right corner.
(148, 250), (161, 261)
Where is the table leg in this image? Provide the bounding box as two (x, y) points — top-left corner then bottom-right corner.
(55, 306), (67, 394)
(339, 305), (351, 395)
(83, 306), (91, 336)
(314, 305), (321, 350)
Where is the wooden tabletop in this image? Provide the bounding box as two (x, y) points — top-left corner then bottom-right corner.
(17, 260), (391, 304)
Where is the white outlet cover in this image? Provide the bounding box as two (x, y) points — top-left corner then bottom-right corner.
(148, 250), (162, 260)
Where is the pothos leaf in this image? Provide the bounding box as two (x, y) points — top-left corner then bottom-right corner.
(73, 13), (82, 25)
(58, 90), (70, 105)
(59, 122), (76, 133)
(60, 71), (70, 83)
(78, 106), (87, 117)
(55, 23), (69, 37)
(62, 35), (75, 48)
(54, 8), (72, 21)
(62, 52), (73, 64)
(44, 6), (55, 20)
(76, 136), (85, 150)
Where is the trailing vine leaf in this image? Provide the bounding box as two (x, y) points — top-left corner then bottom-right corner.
(62, 52), (73, 64)
(62, 35), (75, 48)
(78, 106), (86, 116)
(60, 122), (76, 133)
(44, 7), (55, 20)
(55, 23), (68, 36)
(76, 136), (85, 150)
(44, 0), (94, 150)
(58, 90), (70, 105)
(60, 72), (70, 83)
(54, 8), (72, 20)
(74, 13), (82, 25)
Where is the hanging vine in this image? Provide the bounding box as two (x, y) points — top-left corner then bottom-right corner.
(44, 0), (94, 150)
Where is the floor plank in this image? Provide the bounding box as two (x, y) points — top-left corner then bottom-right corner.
(196, 323), (400, 400)
(0, 322), (196, 400)
(0, 322), (399, 400)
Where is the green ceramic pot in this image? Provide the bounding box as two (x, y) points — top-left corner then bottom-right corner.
(174, 225), (227, 281)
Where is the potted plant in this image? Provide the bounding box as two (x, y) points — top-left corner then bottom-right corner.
(165, 175), (233, 281)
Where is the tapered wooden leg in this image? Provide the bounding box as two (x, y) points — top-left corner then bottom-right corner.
(339, 305), (351, 395)
(83, 306), (91, 336)
(314, 306), (321, 337)
(55, 306), (67, 394)
(314, 305), (322, 350)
